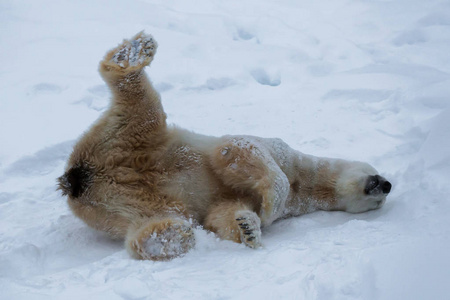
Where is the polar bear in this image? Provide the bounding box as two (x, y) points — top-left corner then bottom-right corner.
(58, 32), (392, 261)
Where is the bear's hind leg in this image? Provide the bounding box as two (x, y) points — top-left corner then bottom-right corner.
(100, 31), (157, 77)
(204, 202), (262, 249)
(126, 217), (195, 261)
(99, 32), (167, 140)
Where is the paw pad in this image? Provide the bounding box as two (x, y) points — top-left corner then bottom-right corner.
(110, 32), (157, 69)
(133, 221), (195, 261)
(235, 211), (262, 248)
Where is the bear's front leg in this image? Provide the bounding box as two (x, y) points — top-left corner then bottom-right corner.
(126, 217), (195, 261)
(204, 201), (262, 249)
(210, 137), (290, 226)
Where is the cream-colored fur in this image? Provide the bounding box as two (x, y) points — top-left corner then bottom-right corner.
(58, 32), (391, 261)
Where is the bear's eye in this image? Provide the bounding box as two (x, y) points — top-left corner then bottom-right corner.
(364, 175), (379, 195)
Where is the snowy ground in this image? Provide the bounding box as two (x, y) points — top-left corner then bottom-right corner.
(1, 0), (450, 299)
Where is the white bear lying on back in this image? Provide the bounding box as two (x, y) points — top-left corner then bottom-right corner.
(58, 32), (391, 261)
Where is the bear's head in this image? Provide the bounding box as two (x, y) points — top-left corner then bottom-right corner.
(335, 162), (391, 213)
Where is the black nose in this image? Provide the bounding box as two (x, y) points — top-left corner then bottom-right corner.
(382, 181), (392, 194)
(365, 175), (392, 195)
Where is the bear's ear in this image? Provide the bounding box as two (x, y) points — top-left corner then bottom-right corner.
(57, 164), (93, 198)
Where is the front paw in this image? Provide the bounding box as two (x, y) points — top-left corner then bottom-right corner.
(235, 211), (262, 249)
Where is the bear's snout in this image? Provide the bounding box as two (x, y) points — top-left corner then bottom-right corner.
(381, 180), (392, 194)
(364, 175), (391, 195)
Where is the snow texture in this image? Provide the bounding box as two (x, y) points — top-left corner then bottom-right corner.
(1, 0), (450, 299)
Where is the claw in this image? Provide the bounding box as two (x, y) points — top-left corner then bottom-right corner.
(244, 230), (253, 235)
(247, 236), (255, 242)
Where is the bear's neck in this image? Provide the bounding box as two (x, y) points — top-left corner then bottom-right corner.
(284, 154), (343, 216)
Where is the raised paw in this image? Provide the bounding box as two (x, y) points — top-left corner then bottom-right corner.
(104, 31), (158, 72)
(126, 219), (195, 261)
(235, 210), (262, 249)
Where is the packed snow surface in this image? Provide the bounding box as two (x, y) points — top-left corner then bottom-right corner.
(1, 0), (450, 299)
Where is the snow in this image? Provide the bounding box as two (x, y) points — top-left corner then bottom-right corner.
(1, 0), (450, 299)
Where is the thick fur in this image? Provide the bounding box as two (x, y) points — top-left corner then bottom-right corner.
(58, 32), (391, 261)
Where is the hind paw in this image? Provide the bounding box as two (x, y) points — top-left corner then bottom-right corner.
(126, 218), (195, 261)
(103, 31), (157, 72)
